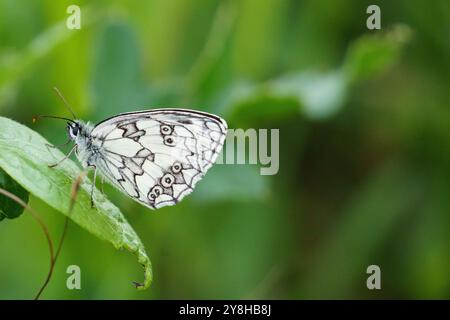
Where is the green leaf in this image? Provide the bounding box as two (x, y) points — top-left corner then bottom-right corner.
(343, 24), (412, 83)
(0, 116), (152, 290)
(0, 167), (29, 221)
(221, 71), (348, 122)
(220, 26), (411, 123)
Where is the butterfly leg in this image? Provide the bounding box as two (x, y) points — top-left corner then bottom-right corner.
(45, 138), (72, 150)
(90, 165), (98, 208)
(100, 175), (105, 195)
(49, 144), (77, 168)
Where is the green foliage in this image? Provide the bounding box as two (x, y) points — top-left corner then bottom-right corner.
(0, 167), (29, 221)
(0, 116), (151, 289)
(91, 22), (148, 119)
(0, 0), (448, 299)
(343, 25), (412, 83)
(215, 25), (411, 123)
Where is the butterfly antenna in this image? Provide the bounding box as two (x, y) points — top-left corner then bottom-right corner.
(53, 87), (77, 119)
(33, 115), (75, 124)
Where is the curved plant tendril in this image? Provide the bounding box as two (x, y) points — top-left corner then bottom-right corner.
(0, 172), (85, 299)
(0, 116), (153, 290)
(54, 171), (86, 262)
(0, 187), (54, 300)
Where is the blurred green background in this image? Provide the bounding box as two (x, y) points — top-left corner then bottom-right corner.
(0, 0), (449, 299)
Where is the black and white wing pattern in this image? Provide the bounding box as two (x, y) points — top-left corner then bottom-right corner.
(90, 108), (227, 209)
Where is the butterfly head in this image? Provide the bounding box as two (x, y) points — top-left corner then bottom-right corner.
(67, 121), (82, 140)
(32, 114), (82, 140)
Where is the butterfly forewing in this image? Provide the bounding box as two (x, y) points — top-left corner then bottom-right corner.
(90, 109), (227, 209)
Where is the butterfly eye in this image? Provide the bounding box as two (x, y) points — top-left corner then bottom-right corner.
(68, 124), (79, 138)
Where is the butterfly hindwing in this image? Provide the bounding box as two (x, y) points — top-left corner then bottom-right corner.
(90, 109), (227, 209)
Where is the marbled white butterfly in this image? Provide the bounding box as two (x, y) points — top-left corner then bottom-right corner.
(39, 96), (227, 209)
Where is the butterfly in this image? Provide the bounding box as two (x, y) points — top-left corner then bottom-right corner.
(39, 103), (227, 210)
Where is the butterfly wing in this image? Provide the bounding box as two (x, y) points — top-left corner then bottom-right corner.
(90, 108), (227, 209)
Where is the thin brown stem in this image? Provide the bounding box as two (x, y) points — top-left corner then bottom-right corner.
(54, 171), (86, 263)
(0, 171), (87, 299)
(0, 188), (54, 300)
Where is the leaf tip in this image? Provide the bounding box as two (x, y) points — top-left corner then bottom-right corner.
(132, 259), (153, 290)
